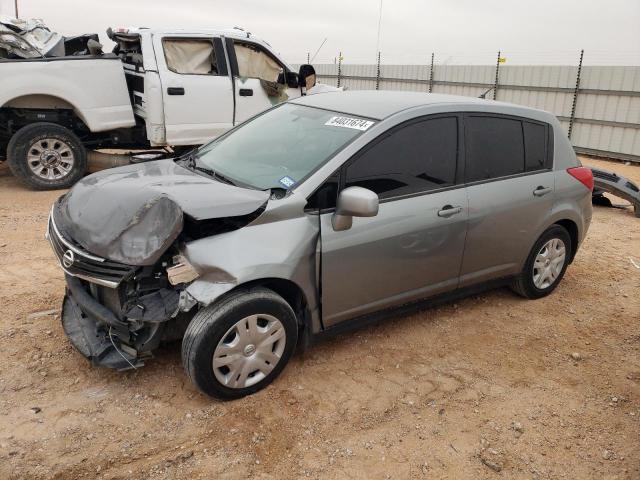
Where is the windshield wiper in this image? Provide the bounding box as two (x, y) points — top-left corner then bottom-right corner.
(195, 166), (236, 185)
(179, 152), (236, 186)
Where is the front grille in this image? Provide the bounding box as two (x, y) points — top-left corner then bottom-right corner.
(47, 210), (136, 288)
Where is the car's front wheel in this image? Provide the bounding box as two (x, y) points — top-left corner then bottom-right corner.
(182, 287), (298, 399)
(511, 225), (572, 299)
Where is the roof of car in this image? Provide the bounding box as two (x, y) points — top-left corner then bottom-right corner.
(291, 91), (538, 121)
(119, 26), (265, 43)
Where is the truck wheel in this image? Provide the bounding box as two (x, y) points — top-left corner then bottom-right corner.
(7, 122), (87, 190)
(182, 287), (298, 399)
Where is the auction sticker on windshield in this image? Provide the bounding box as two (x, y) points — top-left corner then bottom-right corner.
(325, 116), (375, 131)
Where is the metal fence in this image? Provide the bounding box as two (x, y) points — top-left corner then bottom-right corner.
(300, 60), (640, 163)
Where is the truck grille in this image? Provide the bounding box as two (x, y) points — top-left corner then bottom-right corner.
(47, 211), (136, 288)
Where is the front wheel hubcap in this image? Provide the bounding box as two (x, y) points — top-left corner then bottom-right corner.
(533, 238), (566, 289)
(212, 314), (286, 389)
(26, 138), (75, 181)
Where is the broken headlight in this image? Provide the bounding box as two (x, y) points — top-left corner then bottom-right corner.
(166, 255), (199, 286)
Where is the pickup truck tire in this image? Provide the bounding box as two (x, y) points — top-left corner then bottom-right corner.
(7, 122), (87, 190)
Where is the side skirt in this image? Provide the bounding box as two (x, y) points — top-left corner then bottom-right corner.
(307, 276), (514, 345)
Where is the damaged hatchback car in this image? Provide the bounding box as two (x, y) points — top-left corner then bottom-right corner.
(48, 91), (593, 399)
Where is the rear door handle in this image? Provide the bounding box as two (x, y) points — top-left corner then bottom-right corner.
(239, 88), (253, 97)
(533, 186), (552, 197)
(437, 205), (463, 218)
(167, 87), (185, 95)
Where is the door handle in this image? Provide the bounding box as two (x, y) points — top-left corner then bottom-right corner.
(437, 205), (463, 218)
(533, 186), (552, 197)
(239, 88), (253, 97)
(167, 87), (185, 95)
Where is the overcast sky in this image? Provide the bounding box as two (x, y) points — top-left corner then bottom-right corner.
(1, 0), (639, 65)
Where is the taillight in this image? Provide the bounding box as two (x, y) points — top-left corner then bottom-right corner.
(567, 167), (594, 191)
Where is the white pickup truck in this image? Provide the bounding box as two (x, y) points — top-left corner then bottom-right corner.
(0, 21), (327, 189)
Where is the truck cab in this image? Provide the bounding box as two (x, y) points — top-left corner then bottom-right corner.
(0, 21), (322, 189)
(113, 27), (304, 147)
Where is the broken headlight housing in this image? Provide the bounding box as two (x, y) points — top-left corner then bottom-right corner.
(166, 254), (199, 286)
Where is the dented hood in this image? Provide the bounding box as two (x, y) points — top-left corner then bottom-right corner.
(53, 160), (270, 266)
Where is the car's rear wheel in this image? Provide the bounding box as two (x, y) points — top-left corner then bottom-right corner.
(511, 225), (572, 299)
(182, 287), (298, 399)
(7, 122), (87, 190)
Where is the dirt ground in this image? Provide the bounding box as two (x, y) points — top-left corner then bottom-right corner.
(0, 157), (638, 480)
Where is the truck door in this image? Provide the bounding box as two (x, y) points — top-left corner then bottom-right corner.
(225, 38), (301, 124)
(154, 35), (234, 146)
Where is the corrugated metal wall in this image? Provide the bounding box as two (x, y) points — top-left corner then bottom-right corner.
(301, 64), (640, 162)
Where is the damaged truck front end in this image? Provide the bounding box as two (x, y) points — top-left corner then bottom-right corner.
(46, 159), (279, 370)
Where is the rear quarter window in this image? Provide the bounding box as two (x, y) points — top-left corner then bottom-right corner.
(524, 121), (550, 171)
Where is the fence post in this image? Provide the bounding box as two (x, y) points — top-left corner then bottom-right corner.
(428, 52), (434, 93)
(337, 51), (342, 88)
(493, 50), (501, 100)
(568, 49), (584, 140)
(375, 52), (381, 90)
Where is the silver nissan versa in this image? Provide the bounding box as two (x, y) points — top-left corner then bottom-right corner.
(48, 91), (593, 399)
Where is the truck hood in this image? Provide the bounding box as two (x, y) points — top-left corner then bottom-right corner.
(53, 160), (270, 266)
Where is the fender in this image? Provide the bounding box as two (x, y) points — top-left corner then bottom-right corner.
(0, 57), (135, 132)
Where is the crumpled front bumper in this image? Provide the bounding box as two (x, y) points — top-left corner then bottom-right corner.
(62, 274), (144, 370)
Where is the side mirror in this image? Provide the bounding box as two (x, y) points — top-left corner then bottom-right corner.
(298, 64), (317, 90)
(332, 187), (379, 231)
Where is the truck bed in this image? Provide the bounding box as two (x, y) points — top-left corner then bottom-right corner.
(0, 54), (135, 133)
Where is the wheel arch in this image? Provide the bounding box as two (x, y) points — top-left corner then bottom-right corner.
(2, 94), (91, 131)
(230, 278), (312, 333)
(553, 219), (579, 263)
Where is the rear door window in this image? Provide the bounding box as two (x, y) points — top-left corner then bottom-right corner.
(163, 38), (219, 75)
(465, 115), (525, 182)
(344, 116), (458, 199)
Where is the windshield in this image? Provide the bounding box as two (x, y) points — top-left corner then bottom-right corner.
(191, 104), (374, 190)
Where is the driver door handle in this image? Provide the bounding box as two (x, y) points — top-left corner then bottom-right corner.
(533, 186), (552, 197)
(437, 205), (463, 218)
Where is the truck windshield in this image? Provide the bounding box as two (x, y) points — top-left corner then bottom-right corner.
(191, 104), (373, 190)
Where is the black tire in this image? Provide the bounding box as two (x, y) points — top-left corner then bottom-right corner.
(182, 287), (298, 399)
(510, 225), (572, 299)
(7, 122), (87, 190)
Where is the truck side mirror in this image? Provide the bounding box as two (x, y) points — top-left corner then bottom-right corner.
(332, 187), (379, 231)
(298, 64), (317, 90)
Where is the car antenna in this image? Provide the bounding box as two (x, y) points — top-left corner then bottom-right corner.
(310, 38), (327, 63)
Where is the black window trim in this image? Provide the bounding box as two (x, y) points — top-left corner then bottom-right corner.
(161, 36), (228, 77)
(462, 112), (554, 187)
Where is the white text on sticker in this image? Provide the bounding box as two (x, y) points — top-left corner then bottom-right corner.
(325, 116), (374, 131)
